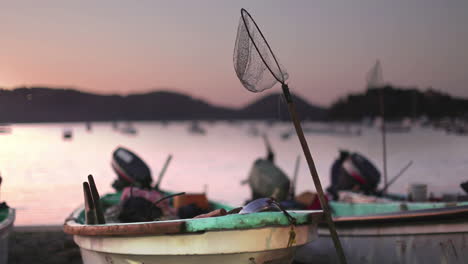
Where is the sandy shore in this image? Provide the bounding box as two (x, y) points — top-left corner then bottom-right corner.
(8, 225), (82, 264)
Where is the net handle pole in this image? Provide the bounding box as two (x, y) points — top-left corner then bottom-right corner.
(281, 84), (348, 264)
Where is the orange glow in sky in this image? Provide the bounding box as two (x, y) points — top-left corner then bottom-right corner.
(1, 0), (467, 107)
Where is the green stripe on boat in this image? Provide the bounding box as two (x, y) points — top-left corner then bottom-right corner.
(184, 211), (313, 232)
(0, 209), (8, 223)
(330, 201), (468, 217)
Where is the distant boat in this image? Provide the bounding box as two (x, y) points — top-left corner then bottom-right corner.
(0, 124), (11, 135)
(247, 125), (260, 137)
(63, 129), (73, 140)
(86, 122), (92, 132)
(120, 123), (137, 135)
(112, 121), (118, 130)
(375, 118), (411, 133)
(302, 123), (362, 136)
(188, 121), (206, 135)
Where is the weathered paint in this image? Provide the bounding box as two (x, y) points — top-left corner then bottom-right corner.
(74, 224), (316, 255)
(296, 216), (468, 264)
(184, 211), (318, 233)
(330, 201), (468, 217)
(79, 246), (297, 264)
(0, 209), (15, 264)
(66, 192), (322, 264)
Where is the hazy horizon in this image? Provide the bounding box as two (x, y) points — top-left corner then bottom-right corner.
(1, 0), (467, 107)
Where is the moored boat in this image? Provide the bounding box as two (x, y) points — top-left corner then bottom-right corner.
(297, 200), (468, 264)
(0, 206), (15, 264)
(64, 146), (323, 264)
(64, 192), (323, 264)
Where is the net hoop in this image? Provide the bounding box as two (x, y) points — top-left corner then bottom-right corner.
(240, 8), (287, 85)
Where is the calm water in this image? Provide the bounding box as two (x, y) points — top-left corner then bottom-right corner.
(0, 121), (467, 226)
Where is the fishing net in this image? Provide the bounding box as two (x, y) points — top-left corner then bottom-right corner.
(366, 60), (384, 88)
(233, 9), (289, 93)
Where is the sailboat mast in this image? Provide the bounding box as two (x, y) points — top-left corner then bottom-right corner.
(367, 60), (388, 191)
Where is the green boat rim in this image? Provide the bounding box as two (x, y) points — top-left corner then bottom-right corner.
(64, 192), (323, 237)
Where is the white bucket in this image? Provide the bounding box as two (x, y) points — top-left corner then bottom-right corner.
(409, 183), (428, 202)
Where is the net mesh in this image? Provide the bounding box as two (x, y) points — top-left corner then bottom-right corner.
(366, 60), (384, 89)
(233, 9), (288, 93)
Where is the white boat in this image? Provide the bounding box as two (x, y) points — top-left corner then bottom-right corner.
(297, 200), (468, 264)
(188, 121), (206, 135)
(120, 123), (137, 135)
(0, 208), (15, 264)
(64, 193), (322, 264)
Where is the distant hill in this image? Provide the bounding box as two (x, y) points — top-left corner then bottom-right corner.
(0, 87), (326, 123)
(329, 86), (468, 121)
(239, 93), (327, 121)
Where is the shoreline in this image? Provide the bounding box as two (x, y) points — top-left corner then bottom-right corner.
(9, 225), (82, 264)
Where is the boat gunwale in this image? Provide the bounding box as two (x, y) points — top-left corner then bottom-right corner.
(329, 204), (468, 225)
(64, 207), (323, 237)
(0, 208), (15, 236)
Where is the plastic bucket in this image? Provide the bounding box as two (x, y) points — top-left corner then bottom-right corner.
(409, 183), (428, 202)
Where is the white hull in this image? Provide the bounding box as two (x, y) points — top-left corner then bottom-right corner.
(75, 224), (316, 264)
(297, 218), (468, 264)
(80, 247), (297, 264)
(0, 209), (15, 264)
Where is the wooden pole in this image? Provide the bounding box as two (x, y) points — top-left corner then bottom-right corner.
(87, 175), (106, 224)
(83, 182), (96, 225)
(281, 84), (347, 264)
(379, 89), (388, 194)
(155, 155), (173, 190)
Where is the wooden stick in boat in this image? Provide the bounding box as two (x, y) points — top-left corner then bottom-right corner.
(289, 155), (301, 200)
(281, 84), (347, 264)
(87, 175), (106, 224)
(154, 154), (173, 190)
(380, 160), (413, 194)
(83, 182), (96, 225)
(262, 134), (274, 162)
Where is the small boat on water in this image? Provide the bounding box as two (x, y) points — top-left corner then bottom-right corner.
(120, 123), (137, 135)
(64, 147), (323, 264)
(0, 207), (14, 264)
(297, 198), (468, 264)
(0, 176), (15, 264)
(0, 124), (11, 134)
(188, 121), (206, 135)
(64, 192), (322, 264)
(63, 129), (73, 140)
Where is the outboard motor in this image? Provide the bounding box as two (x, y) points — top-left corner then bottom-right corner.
(111, 147), (152, 191)
(461, 181), (468, 194)
(246, 159), (290, 201)
(328, 150), (381, 199)
(244, 134), (290, 201)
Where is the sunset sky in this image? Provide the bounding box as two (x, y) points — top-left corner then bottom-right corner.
(1, 0), (467, 107)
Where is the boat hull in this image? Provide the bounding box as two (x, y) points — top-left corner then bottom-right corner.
(0, 209), (15, 264)
(74, 224), (315, 264)
(80, 246), (297, 264)
(297, 205), (468, 264)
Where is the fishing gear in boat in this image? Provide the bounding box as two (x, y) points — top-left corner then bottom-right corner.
(118, 190), (185, 223)
(233, 8), (347, 263)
